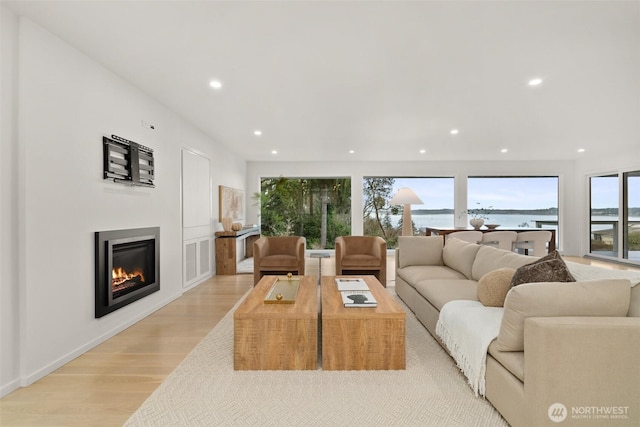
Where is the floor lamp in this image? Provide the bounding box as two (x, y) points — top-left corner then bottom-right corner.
(389, 187), (424, 236)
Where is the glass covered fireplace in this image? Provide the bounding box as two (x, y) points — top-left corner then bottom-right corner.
(95, 227), (160, 318)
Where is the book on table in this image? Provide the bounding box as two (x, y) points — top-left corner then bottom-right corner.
(335, 277), (370, 291)
(340, 290), (377, 308)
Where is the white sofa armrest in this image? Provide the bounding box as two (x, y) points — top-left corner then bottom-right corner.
(524, 316), (640, 426)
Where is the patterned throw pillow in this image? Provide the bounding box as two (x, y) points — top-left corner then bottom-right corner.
(477, 268), (516, 307)
(509, 250), (575, 287)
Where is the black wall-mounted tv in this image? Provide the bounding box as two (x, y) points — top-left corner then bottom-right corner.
(103, 135), (155, 187)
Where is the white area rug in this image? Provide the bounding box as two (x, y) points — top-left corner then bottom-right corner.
(125, 289), (508, 426)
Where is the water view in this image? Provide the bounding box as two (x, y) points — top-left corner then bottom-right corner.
(390, 213), (640, 231)
(390, 213), (559, 230)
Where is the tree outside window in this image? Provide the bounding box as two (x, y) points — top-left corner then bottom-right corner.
(258, 177), (351, 249)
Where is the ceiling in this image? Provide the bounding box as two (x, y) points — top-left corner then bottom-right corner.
(4, 0), (639, 162)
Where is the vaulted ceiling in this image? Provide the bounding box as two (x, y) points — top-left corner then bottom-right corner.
(4, 0), (639, 162)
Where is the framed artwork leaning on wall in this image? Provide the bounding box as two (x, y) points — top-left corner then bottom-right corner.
(219, 185), (244, 221)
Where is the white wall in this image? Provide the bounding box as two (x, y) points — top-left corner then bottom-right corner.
(247, 160), (581, 254)
(0, 5), (21, 396)
(0, 13), (246, 396)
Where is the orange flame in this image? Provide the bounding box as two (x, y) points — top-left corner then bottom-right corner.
(112, 267), (145, 287)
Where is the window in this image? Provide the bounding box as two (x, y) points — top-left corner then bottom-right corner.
(467, 176), (559, 243)
(259, 177), (351, 249)
(589, 175), (619, 257)
(363, 177), (454, 248)
(589, 171), (640, 263)
(624, 171), (640, 261)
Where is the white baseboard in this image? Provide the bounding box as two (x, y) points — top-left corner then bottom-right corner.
(0, 377), (21, 398)
(19, 292), (182, 389)
(182, 272), (212, 291)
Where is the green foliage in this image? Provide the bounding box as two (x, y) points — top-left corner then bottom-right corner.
(591, 231), (640, 251)
(259, 176), (419, 250)
(259, 177), (351, 249)
(628, 231), (640, 250)
(363, 178), (400, 247)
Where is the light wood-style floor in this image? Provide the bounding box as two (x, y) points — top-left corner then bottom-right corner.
(1, 255), (638, 426)
(0, 275), (253, 427)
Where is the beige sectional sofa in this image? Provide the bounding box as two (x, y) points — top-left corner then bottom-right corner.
(395, 236), (640, 427)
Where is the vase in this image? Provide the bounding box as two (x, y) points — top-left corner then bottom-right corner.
(221, 217), (233, 232)
(469, 218), (484, 230)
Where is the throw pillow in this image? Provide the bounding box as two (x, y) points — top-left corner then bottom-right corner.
(510, 250), (575, 287)
(477, 268), (516, 307)
(471, 245), (533, 280)
(442, 237), (481, 279)
(496, 279), (632, 351)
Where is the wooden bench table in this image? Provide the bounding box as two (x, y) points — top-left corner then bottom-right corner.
(233, 275), (318, 370)
(321, 275), (406, 370)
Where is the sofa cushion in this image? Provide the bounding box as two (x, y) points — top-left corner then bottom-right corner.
(497, 279), (632, 351)
(414, 279), (479, 311)
(443, 238), (481, 279)
(510, 250), (575, 287)
(471, 245), (533, 281)
(259, 254), (300, 268)
(341, 254), (382, 268)
(630, 286), (640, 317)
(487, 340), (524, 382)
(477, 268), (516, 307)
(397, 265), (467, 286)
(398, 236), (444, 268)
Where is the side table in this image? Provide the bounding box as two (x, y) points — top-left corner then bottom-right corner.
(309, 252), (330, 285)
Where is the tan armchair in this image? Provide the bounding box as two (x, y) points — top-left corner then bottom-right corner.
(335, 236), (387, 287)
(253, 236), (306, 285)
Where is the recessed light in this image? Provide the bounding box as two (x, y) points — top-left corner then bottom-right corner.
(254, 130), (262, 136)
(209, 80), (222, 89)
(271, 150), (277, 155)
(500, 148), (508, 153)
(419, 149), (426, 154)
(578, 148), (585, 153)
(450, 129), (459, 135)
(528, 78), (543, 86)
(348, 150), (355, 154)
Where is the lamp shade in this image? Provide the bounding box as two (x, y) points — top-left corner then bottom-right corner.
(389, 187), (423, 205)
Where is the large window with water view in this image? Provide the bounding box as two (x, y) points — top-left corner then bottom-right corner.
(467, 176), (559, 243)
(590, 175), (619, 258)
(590, 172), (640, 262)
(624, 171), (640, 262)
(363, 177), (454, 248)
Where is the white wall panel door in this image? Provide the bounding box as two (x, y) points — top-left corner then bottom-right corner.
(181, 149), (212, 288)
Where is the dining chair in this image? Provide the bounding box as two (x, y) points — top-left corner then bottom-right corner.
(513, 230), (552, 256)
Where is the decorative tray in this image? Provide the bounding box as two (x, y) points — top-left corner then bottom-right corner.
(264, 275), (301, 304)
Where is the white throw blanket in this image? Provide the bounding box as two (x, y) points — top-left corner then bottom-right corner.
(436, 300), (503, 398)
(565, 261), (640, 287)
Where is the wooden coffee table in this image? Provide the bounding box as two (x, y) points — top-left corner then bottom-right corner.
(233, 275), (318, 370)
(321, 276), (406, 370)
